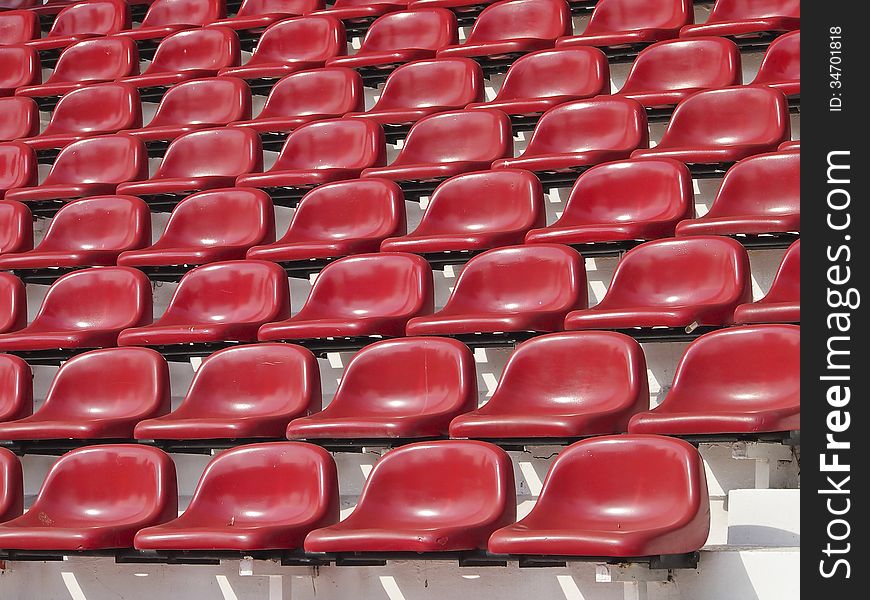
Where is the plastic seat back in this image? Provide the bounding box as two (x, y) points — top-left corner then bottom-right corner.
(146, 78), (252, 130)
(0, 201), (32, 254)
(38, 83), (143, 138)
(583, 0), (692, 36)
(0, 447), (22, 522)
(153, 128), (262, 179)
(703, 151), (799, 220)
(0, 272), (24, 333)
(246, 16), (345, 64)
(524, 97), (648, 155)
(358, 8), (456, 53)
(0, 97), (37, 142)
(0, 46), (40, 91)
(45, 0), (130, 38)
(139, 0), (225, 27)
(0, 354), (31, 423)
(390, 109), (511, 166)
(0, 142), (36, 195)
(236, 0), (324, 17)
(144, 27), (241, 75)
(272, 119), (385, 171)
(757, 239), (799, 306)
(254, 68), (363, 121)
(42, 134), (148, 187)
(372, 58), (483, 112)
(705, 0), (800, 22)
(463, 0), (571, 45)
(0, 10), (39, 45)
(45, 37), (140, 85)
(752, 30), (799, 87)
(491, 47), (609, 103)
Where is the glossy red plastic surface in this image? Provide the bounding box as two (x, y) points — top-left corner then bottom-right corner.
(492, 96), (648, 172)
(287, 337), (476, 439)
(135, 442), (337, 550)
(114, 0), (225, 42)
(680, 0), (799, 38)
(0, 10), (39, 45)
(247, 178), (405, 262)
(0, 347), (169, 440)
(0, 46), (40, 96)
(117, 260), (290, 347)
(0, 142), (36, 199)
(629, 325), (799, 434)
(26, 1), (130, 52)
(616, 37), (742, 108)
(0, 196), (150, 270)
(556, 0), (692, 49)
(407, 244), (586, 335)
(733, 239), (799, 324)
(449, 331), (647, 438)
(0, 447), (22, 522)
(778, 140), (799, 152)
(134, 344), (320, 440)
(5, 134), (148, 205)
(488, 435), (710, 556)
(210, 0), (324, 31)
(117, 128), (262, 200)
(118, 188), (273, 267)
(0, 445), (177, 550)
(236, 118), (385, 190)
(0, 272), (24, 333)
(750, 30), (799, 96)
(360, 109), (512, 182)
(465, 47), (609, 116)
(20, 83), (142, 152)
(124, 77), (251, 143)
(119, 27), (241, 90)
(676, 151), (798, 237)
(0, 200), (33, 255)
(631, 86), (790, 164)
(304, 440), (515, 552)
(0, 354), (32, 423)
(14, 37), (139, 99)
(314, 0), (407, 22)
(258, 252), (433, 341)
(525, 159), (693, 245)
(564, 236), (751, 330)
(437, 0), (571, 59)
(0, 97), (38, 142)
(229, 68), (363, 134)
(381, 169), (543, 253)
(345, 58), (483, 127)
(0, 267), (152, 351)
(217, 16), (345, 80)
(325, 9), (457, 70)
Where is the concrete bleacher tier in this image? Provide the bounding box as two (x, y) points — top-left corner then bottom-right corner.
(0, 0), (799, 598)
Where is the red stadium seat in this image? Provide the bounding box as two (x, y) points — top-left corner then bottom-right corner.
(0, 46), (40, 97)
(0, 196), (150, 271)
(14, 38), (138, 105)
(488, 435), (709, 556)
(25, 1), (131, 54)
(116, 128), (262, 208)
(464, 47), (609, 129)
(0, 142), (37, 200)
(0, 447), (22, 523)
(380, 169), (544, 254)
(0, 347), (169, 441)
(209, 0), (324, 32)
(0, 354), (30, 423)
(134, 344), (321, 440)
(629, 325), (799, 434)
(117, 188), (274, 268)
(287, 337), (476, 440)
(0, 267), (152, 353)
(135, 442), (337, 550)
(676, 150), (799, 237)
(750, 30), (799, 100)
(117, 260), (291, 347)
(247, 178), (405, 263)
(406, 244), (586, 337)
(680, 0), (799, 42)
(564, 236), (751, 332)
(556, 0), (692, 54)
(491, 96), (648, 185)
(359, 109), (512, 194)
(0, 272), (25, 333)
(114, 0), (225, 44)
(0, 200), (33, 255)
(19, 83), (142, 154)
(630, 86), (790, 173)
(436, 0), (572, 68)
(313, 0), (407, 23)
(235, 118), (385, 205)
(0, 97), (38, 142)
(345, 58), (483, 135)
(615, 37), (742, 114)
(4, 135), (148, 211)
(217, 16), (345, 84)
(450, 331), (647, 439)
(524, 159), (693, 246)
(305, 440), (515, 552)
(733, 239), (799, 324)
(0, 445), (177, 550)
(257, 253), (433, 342)
(122, 77), (252, 147)
(0, 10), (39, 46)
(778, 140), (799, 152)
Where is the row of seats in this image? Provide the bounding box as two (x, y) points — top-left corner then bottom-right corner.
(0, 238), (800, 354)
(0, 436), (710, 557)
(0, 324), (799, 441)
(0, 151), (799, 270)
